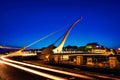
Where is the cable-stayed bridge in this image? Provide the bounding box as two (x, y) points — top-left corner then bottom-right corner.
(0, 17), (120, 80)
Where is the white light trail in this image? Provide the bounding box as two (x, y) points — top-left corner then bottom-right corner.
(0, 60), (66, 80)
(1, 56), (93, 79)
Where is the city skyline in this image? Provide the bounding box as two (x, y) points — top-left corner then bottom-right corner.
(0, 0), (120, 48)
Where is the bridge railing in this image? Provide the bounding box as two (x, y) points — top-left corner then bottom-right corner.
(60, 51), (85, 53)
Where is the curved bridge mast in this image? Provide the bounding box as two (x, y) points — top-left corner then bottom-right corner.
(53, 16), (82, 53)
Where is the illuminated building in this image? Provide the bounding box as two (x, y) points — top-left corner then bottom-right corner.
(117, 48), (120, 54)
(85, 43), (106, 53)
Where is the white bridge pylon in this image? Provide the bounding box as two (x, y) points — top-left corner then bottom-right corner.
(53, 16), (83, 53)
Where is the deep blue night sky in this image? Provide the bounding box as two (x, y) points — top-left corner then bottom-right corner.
(0, 0), (120, 48)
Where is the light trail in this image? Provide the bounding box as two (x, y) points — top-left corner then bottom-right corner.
(1, 56), (93, 79)
(0, 60), (66, 80)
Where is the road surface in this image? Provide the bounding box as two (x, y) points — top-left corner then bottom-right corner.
(0, 55), (120, 80)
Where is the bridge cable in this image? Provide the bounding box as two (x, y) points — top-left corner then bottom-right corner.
(52, 33), (65, 45)
(26, 26), (66, 48)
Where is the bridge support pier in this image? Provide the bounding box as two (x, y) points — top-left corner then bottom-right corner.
(76, 56), (83, 65)
(109, 57), (118, 68)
